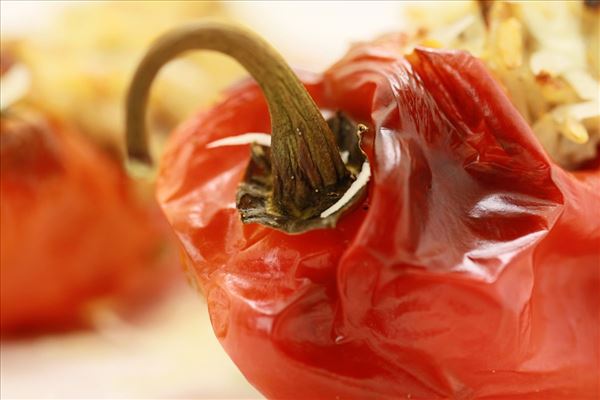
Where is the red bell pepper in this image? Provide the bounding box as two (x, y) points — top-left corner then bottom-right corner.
(126, 24), (599, 399)
(0, 55), (176, 334)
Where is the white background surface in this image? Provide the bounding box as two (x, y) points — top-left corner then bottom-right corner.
(0, 1), (407, 398)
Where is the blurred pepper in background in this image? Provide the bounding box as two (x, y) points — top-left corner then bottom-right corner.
(0, 50), (177, 334)
(0, 1), (243, 335)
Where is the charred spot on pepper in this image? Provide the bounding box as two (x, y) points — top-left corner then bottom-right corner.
(237, 112), (370, 234)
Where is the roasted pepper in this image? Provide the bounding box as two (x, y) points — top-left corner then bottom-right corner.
(126, 23), (599, 399)
(0, 53), (176, 334)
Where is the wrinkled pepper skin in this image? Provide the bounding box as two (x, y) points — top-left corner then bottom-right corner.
(1, 112), (176, 334)
(157, 38), (599, 399)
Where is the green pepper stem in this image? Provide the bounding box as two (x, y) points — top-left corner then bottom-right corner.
(126, 22), (349, 217)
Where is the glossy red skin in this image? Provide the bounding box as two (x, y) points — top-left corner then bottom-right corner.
(158, 40), (600, 399)
(1, 111), (176, 334)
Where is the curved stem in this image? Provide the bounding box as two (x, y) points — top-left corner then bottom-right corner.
(126, 22), (349, 216)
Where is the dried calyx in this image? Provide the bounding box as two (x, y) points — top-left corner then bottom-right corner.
(235, 112), (369, 233)
(125, 23), (369, 234)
